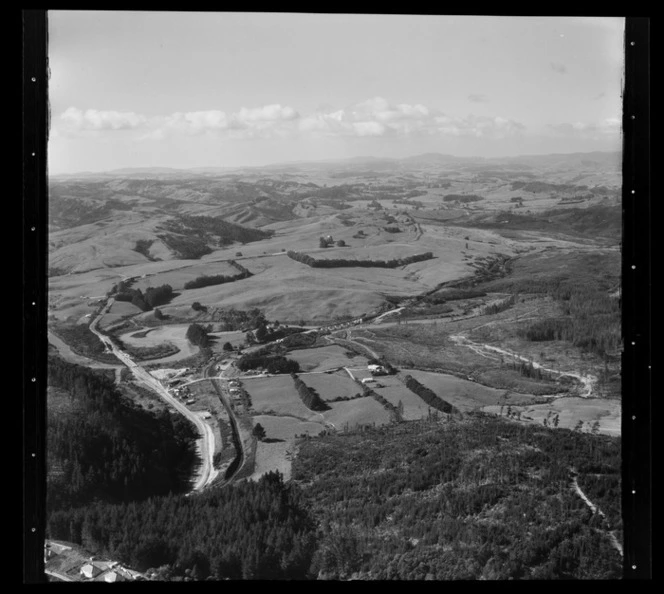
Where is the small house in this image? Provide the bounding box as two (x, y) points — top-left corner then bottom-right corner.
(361, 377), (376, 384)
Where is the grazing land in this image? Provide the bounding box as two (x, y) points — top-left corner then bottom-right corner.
(46, 150), (623, 581)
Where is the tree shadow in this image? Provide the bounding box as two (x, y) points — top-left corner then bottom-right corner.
(262, 438), (285, 444)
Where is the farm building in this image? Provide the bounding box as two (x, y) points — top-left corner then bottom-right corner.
(361, 377), (376, 384)
(104, 571), (127, 583)
(186, 398), (195, 405)
(80, 563), (103, 579)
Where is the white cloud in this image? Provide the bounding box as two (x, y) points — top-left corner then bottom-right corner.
(237, 104), (299, 122)
(60, 107), (146, 131)
(548, 118), (622, 138)
(55, 99), (528, 142)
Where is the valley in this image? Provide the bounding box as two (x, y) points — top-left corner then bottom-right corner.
(45, 150), (623, 580)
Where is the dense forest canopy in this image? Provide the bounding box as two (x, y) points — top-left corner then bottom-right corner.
(47, 356), (198, 512)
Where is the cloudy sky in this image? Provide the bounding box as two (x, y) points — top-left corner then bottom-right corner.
(47, 12), (625, 174)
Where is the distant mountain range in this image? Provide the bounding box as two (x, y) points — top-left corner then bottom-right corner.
(50, 150), (621, 179)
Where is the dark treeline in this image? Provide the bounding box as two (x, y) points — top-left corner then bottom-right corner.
(183, 260), (253, 290)
(158, 234), (213, 260)
(133, 239), (156, 260)
(291, 374), (330, 412)
(292, 415), (622, 580)
(186, 323), (211, 348)
(443, 194), (483, 203)
(47, 356), (198, 513)
(400, 374), (458, 415)
(161, 215), (274, 247)
(237, 351), (301, 375)
(194, 307), (266, 332)
(115, 283), (174, 311)
(281, 332), (317, 349)
(360, 384), (402, 423)
(47, 472), (317, 580)
(287, 250), (434, 269)
(51, 324), (120, 365)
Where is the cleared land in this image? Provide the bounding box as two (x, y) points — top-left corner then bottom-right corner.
(131, 261), (239, 291)
(321, 396), (393, 430)
(482, 397), (621, 436)
(371, 376), (432, 421)
(401, 368), (539, 412)
(251, 414), (325, 440)
(118, 324), (198, 363)
(299, 372), (363, 401)
(242, 375), (318, 420)
(287, 345), (368, 372)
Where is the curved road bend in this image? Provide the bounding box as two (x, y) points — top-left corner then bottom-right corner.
(89, 301), (217, 492)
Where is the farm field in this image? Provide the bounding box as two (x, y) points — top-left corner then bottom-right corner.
(401, 368), (538, 412)
(131, 260), (240, 291)
(251, 414), (325, 440)
(287, 345), (369, 372)
(242, 375), (318, 420)
(119, 324), (199, 364)
(321, 396), (393, 430)
(371, 376), (431, 421)
(98, 300), (142, 328)
(299, 372), (363, 402)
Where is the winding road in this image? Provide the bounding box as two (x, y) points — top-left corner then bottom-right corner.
(89, 300), (218, 492)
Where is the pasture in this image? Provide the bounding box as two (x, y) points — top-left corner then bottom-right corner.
(251, 414), (325, 440)
(241, 375), (318, 420)
(299, 372), (362, 401)
(131, 260), (239, 291)
(371, 376), (432, 421)
(287, 345), (368, 372)
(322, 397), (393, 430)
(402, 369), (537, 412)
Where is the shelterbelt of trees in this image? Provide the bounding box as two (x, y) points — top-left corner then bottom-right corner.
(286, 250), (434, 268)
(183, 260), (252, 290)
(46, 356), (198, 513)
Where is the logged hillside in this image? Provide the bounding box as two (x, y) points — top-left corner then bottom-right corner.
(47, 356), (198, 512)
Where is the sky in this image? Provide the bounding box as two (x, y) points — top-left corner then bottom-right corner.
(47, 12), (625, 174)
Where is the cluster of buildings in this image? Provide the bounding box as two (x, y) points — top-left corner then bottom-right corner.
(44, 541), (146, 582)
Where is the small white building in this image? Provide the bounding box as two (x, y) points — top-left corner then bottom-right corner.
(361, 377), (376, 384)
(104, 571), (126, 583)
(80, 563), (102, 579)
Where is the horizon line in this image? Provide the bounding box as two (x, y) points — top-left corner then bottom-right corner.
(48, 148), (621, 177)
